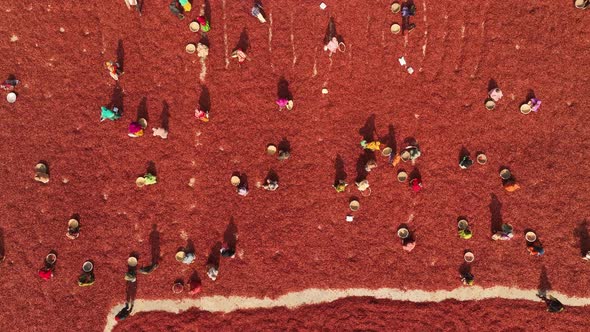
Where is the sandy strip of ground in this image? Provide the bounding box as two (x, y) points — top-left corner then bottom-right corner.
(104, 286), (590, 331)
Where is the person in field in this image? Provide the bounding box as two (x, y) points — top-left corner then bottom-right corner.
(492, 224), (514, 241)
(333, 180), (348, 193)
(537, 294), (565, 313)
(220, 244), (236, 258)
(100, 106), (121, 121)
(459, 155), (474, 169)
(461, 272), (474, 286)
(527, 240), (545, 256)
(105, 61), (123, 80)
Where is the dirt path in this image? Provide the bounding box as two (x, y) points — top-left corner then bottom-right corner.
(104, 286), (590, 331)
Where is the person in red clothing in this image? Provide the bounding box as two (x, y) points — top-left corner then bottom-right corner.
(188, 273), (202, 295)
(39, 253), (57, 280)
(38, 268), (53, 280)
(410, 177), (422, 192)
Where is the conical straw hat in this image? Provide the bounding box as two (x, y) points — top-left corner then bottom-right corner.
(189, 21), (200, 32)
(136, 177), (146, 187)
(68, 219), (79, 228)
(186, 43), (196, 54)
(35, 163), (47, 173)
(82, 261), (94, 272)
(127, 257), (138, 267)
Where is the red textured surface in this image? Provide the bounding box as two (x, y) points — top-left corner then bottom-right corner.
(114, 297), (590, 331)
(1, 1), (590, 331)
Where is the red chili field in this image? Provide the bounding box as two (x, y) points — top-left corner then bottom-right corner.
(1, 0), (590, 331)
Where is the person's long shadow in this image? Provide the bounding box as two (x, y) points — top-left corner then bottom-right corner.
(355, 151), (373, 182)
(161, 101), (170, 132)
(204, 0), (212, 24)
(334, 154), (347, 185)
(207, 242), (222, 269)
(199, 34), (210, 48)
(234, 28), (250, 53)
(0, 227), (5, 261)
(117, 39), (125, 72)
(380, 124), (396, 153)
(359, 114), (377, 142)
(459, 262), (471, 277)
(189, 269), (201, 288)
(224, 217), (238, 251)
(149, 224), (160, 265)
(186, 239), (196, 255)
(487, 78), (498, 92)
(521, 89), (536, 105)
(324, 17), (344, 44)
(277, 77), (293, 100)
(538, 266), (552, 297)
(265, 169), (279, 183)
(574, 220), (590, 257)
(137, 97), (148, 121)
(278, 137), (291, 153)
(147, 161), (157, 176)
(489, 194), (503, 234)
(109, 83), (124, 113)
(409, 168), (421, 182)
(199, 85), (211, 113)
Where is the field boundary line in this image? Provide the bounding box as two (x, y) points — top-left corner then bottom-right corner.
(104, 286), (590, 331)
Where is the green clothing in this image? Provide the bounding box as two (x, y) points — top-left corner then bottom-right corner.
(144, 173), (157, 185)
(101, 106), (121, 121)
(458, 229), (472, 239)
(78, 273), (95, 286)
(201, 22), (210, 32)
(333, 183), (347, 192)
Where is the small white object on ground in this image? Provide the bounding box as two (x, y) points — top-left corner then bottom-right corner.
(322, 88), (329, 94)
(320, 3), (327, 10)
(398, 56), (406, 66)
(152, 127), (168, 139)
(346, 215), (354, 222)
(407, 67), (414, 74)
